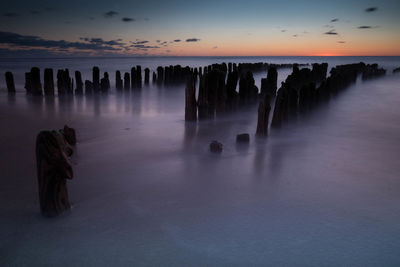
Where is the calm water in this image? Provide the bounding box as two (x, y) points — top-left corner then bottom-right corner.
(0, 56), (400, 266)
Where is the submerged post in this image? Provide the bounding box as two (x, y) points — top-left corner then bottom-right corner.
(5, 72), (15, 93)
(44, 68), (54, 95)
(185, 74), (197, 121)
(256, 96), (271, 136)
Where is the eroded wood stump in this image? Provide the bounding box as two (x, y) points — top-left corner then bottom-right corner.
(36, 131), (74, 217)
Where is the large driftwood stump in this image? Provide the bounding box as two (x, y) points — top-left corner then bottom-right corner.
(36, 131), (74, 217)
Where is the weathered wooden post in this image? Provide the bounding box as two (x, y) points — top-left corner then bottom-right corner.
(256, 96), (271, 136)
(92, 66), (100, 92)
(116, 71), (123, 90)
(75, 71), (83, 94)
(35, 127), (76, 217)
(5, 72), (15, 93)
(185, 73), (197, 121)
(43, 68), (54, 95)
(144, 68), (150, 84)
(124, 72), (130, 89)
(30, 67), (42, 95)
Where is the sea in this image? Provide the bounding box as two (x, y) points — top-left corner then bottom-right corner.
(0, 56), (399, 266)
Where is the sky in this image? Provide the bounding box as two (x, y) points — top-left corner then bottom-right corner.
(0, 0), (399, 57)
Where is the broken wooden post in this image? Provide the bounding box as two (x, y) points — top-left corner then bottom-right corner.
(92, 66), (100, 92)
(36, 128), (75, 217)
(124, 72), (130, 89)
(185, 73), (197, 121)
(30, 67), (42, 95)
(116, 71), (123, 90)
(43, 68), (54, 95)
(75, 71), (83, 94)
(5, 71), (15, 93)
(144, 68), (150, 84)
(256, 96), (271, 136)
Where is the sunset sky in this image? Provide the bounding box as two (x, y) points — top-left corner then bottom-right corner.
(0, 0), (399, 57)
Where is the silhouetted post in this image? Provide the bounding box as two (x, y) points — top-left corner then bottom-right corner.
(185, 74), (197, 121)
(152, 71), (157, 83)
(85, 80), (93, 94)
(256, 96), (271, 136)
(75, 71), (83, 94)
(30, 67), (42, 95)
(43, 68), (54, 95)
(144, 68), (150, 84)
(131, 67), (136, 88)
(93, 66), (100, 92)
(5, 72), (15, 93)
(116, 71), (123, 90)
(157, 66), (164, 84)
(100, 72), (110, 92)
(136, 65), (142, 87)
(25, 72), (32, 94)
(124, 72), (130, 89)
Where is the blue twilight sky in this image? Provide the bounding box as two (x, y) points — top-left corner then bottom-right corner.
(0, 0), (399, 56)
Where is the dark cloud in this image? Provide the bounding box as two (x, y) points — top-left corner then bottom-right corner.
(161, 41), (168, 45)
(80, 37), (125, 46)
(0, 31), (122, 51)
(186, 38), (200, 42)
(131, 40), (149, 44)
(281, 30), (287, 32)
(365, 7), (378, 12)
(122, 17), (135, 22)
(31, 10), (41, 15)
(292, 34), (298, 37)
(130, 44), (160, 49)
(331, 18), (339, 22)
(44, 7), (56, 12)
(337, 41), (346, 43)
(3, 12), (19, 17)
(173, 39), (181, 42)
(144, 18), (150, 21)
(104, 11), (119, 18)
(156, 40), (161, 43)
(324, 29), (338, 35)
(213, 46), (218, 49)
(324, 24), (335, 28)
(357, 25), (377, 29)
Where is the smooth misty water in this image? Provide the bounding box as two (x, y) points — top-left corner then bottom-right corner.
(0, 57), (400, 266)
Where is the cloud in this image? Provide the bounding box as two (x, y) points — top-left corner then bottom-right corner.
(44, 7), (56, 12)
(337, 41), (346, 43)
(31, 10), (41, 15)
(130, 44), (160, 49)
(330, 18), (339, 22)
(357, 25), (378, 29)
(80, 37), (125, 46)
(186, 38), (200, 42)
(104, 11), (118, 18)
(3, 12), (19, 17)
(173, 39), (181, 42)
(365, 7), (378, 12)
(122, 17), (135, 22)
(156, 40), (161, 43)
(292, 34), (298, 37)
(281, 30), (287, 32)
(213, 46), (218, 49)
(324, 24), (334, 28)
(0, 31), (122, 51)
(131, 40), (148, 44)
(144, 18), (150, 21)
(324, 29), (338, 35)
